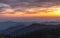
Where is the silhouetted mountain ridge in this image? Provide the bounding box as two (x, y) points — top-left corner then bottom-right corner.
(0, 21), (32, 30)
(2, 23), (60, 36)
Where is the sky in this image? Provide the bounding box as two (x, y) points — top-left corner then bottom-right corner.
(0, 0), (60, 22)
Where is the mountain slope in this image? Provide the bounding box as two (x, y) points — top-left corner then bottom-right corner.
(3, 23), (60, 36)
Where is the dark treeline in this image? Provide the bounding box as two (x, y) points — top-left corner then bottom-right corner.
(14, 28), (60, 38)
(0, 23), (60, 38)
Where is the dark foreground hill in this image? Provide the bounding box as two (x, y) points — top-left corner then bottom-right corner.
(0, 23), (60, 38)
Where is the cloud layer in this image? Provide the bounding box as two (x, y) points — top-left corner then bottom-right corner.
(0, 0), (60, 22)
(0, 0), (60, 14)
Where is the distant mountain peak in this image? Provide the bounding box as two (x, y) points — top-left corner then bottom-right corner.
(43, 21), (60, 23)
(30, 23), (41, 26)
(3, 21), (16, 23)
(31, 23), (40, 25)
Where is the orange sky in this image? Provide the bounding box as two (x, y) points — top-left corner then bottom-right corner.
(0, 6), (60, 18)
(0, 5), (60, 19)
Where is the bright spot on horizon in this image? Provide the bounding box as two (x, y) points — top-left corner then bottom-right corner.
(0, 3), (60, 19)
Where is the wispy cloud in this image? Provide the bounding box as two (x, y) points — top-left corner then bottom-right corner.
(0, 0), (60, 14)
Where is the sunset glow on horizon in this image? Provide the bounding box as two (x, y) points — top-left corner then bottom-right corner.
(0, 0), (60, 21)
(0, 6), (60, 18)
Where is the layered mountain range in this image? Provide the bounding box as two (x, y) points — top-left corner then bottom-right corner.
(0, 21), (60, 36)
